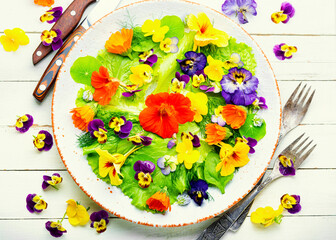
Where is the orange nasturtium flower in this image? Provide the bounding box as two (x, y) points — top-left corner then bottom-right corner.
(91, 66), (120, 106)
(205, 123), (232, 145)
(105, 28), (133, 55)
(70, 105), (95, 132)
(221, 104), (247, 129)
(146, 190), (171, 213)
(34, 0), (54, 7)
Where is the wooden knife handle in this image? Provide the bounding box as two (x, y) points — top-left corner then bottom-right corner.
(32, 0), (96, 65)
(33, 25), (86, 102)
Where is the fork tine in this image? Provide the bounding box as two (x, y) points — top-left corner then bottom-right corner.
(292, 137), (309, 153)
(294, 144), (317, 169)
(293, 84), (307, 106)
(299, 86), (311, 106)
(302, 90), (316, 114)
(281, 133), (305, 152)
(296, 140), (313, 157)
(284, 82), (302, 107)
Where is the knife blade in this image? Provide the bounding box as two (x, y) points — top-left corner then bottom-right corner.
(33, 0), (122, 102)
(32, 0), (98, 65)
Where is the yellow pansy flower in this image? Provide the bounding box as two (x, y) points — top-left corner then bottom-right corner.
(204, 55), (225, 81)
(271, 11), (288, 24)
(0, 28), (29, 52)
(251, 205), (284, 227)
(186, 92), (208, 122)
(129, 64), (153, 87)
(281, 44), (297, 58)
(176, 139), (200, 169)
(66, 199), (90, 226)
(187, 12), (229, 51)
(141, 19), (169, 42)
(192, 73), (206, 88)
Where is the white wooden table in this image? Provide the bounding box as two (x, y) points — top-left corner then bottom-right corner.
(0, 0), (335, 239)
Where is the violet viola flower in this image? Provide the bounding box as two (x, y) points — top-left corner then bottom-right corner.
(220, 67), (259, 106)
(122, 85), (142, 98)
(139, 49), (158, 67)
(45, 221), (67, 238)
(127, 134), (152, 146)
(253, 96), (268, 110)
(273, 43), (297, 61)
(167, 133), (177, 149)
(88, 119), (108, 144)
(177, 51), (207, 76)
(171, 72), (190, 93)
(40, 6), (63, 24)
(188, 180), (209, 206)
(33, 130), (53, 151)
(26, 194), (48, 213)
(108, 116), (133, 139)
(271, 2), (295, 24)
(42, 173), (63, 190)
(157, 155), (179, 175)
(279, 155), (296, 176)
(222, 0), (257, 24)
(41, 29), (63, 51)
(280, 194), (301, 214)
(181, 132), (201, 148)
(192, 70), (206, 88)
(90, 210), (109, 233)
(236, 136), (257, 154)
(15, 114), (33, 133)
(133, 161), (155, 188)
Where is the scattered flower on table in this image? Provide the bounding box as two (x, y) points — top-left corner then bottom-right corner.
(167, 133), (177, 149)
(139, 49), (158, 67)
(139, 92), (195, 138)
(141, 19), (169, 43)
(177, 51), (207, 76)
(15, 114), (33, 133)
(42, 173), (63, 190)
(26, 194), (48, 213)
(176, 193), (191, 206)
(279, 154), (296, 176)
(127, 134), (152, 146)
(176, 139), (200, 169)
(221, 104), (247, 129)
(186, 92), (208, 122)
(146, 190), (171, 212)
(82, 89), (94, 102)
(88, 119), (108, 144)
(40, 6), (63, 24)
(187, 12), (229, 50)
(250, 205), (284, 227)
(236, 136), (258, 154)
(220, 67), (259, 106)
(66, 199), (90, 226)
(122, 84), (142, 98)
(157, 155), (179, 175)
(129, 64), (153, 87)
(33, 130), (53, 151)
(34, 0), (54, 7)
(188, 180), (209, 206)
(91, 66), (120, 105)
(271, 2), (295, 24)
(204, 55), (225, 82)
(70, 105), (95, 132)
(181, 132), (201, 148)
(109, 116), (133, 139)
(45, 220), (67, 238)
(105, 28), (133, 56)
(252, 96), (268, 110)
(205, 123), (232, 145)
(280, 194), (301, 214)
(223, 53), (244, 70)
(0, 28), (29, 52)
(90, 210), (109, 233)
(192, 70), (206, 88)
(160, 37), (179, 53)
(222, 0), (257, 24)
(171, 72), (190, 93)
(216, 141), (250, 176)
(273, 43), (297, 60)
(41, 29), (63, 51)
(134, 161), (155, 188)
(211, 106), (226, 127)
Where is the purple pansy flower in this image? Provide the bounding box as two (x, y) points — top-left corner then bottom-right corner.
(40, 6), (63, 24)
(88, 119), (108, 144)
(279, 155), (296, 176)
(242, 137), (257, 154)
(171, 72), (190, 93)
(127, 134), (152, 146)
(280, 2), (295, 23)
(220, 67), (259, 106)
(15, 114), (34, 133)
(90, 210), (109, 233)
(139, 49), (158, 67)
(280, 194), (301, 214)
(157, 155), (178, 175)
(181, 132), (201, 148)
(167, 133), (177, 149)
(188, 180), (209, 206)
(109, 116), (133, 139)
(33, 130), (53, 151)
(222, 0), (257, 24)
(45, 221), (67, 238)
(273, 43), (297, 61)
(200, 85), (216, 93)
(177, 51), (207, 76)
(133, 161), (155, 188)
(253, 96), (268, 110)
(26, 194), (48, 213)
(42, 173), (63, 190)
(122, 85), (142, 97)
(41, 29), (63, 51)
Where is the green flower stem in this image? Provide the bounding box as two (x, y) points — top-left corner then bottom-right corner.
(59, 211), (67, 224)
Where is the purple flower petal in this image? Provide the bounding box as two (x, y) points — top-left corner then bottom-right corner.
(279, 160), (296, 176)
(167, 139), (176, 149)
(51, 37), (63, 51)
(222, 0), (238, 15)
(161, 166), (171, 175)
(157, 157), (165, 169)
(281, 2), (295, 18)
(141, 136), (152, 146)
(287, 203), (301, 214)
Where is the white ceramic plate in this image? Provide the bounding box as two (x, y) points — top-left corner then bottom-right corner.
(52, 0), (281, 227)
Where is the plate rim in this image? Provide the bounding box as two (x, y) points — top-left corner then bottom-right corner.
(51, 0), (282, 227)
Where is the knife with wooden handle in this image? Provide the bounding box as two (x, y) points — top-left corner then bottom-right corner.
(32, 0), (97, 65)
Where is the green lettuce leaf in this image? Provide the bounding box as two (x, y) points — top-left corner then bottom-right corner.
(70, 56), (101, 86)
(161, 15), (185, 39)
(239, 114), (266, 141)
(131, 27), (156, 52)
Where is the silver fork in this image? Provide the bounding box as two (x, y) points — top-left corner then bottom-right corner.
(229, 82), (315, 231)
(197, 134), (317, 240)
